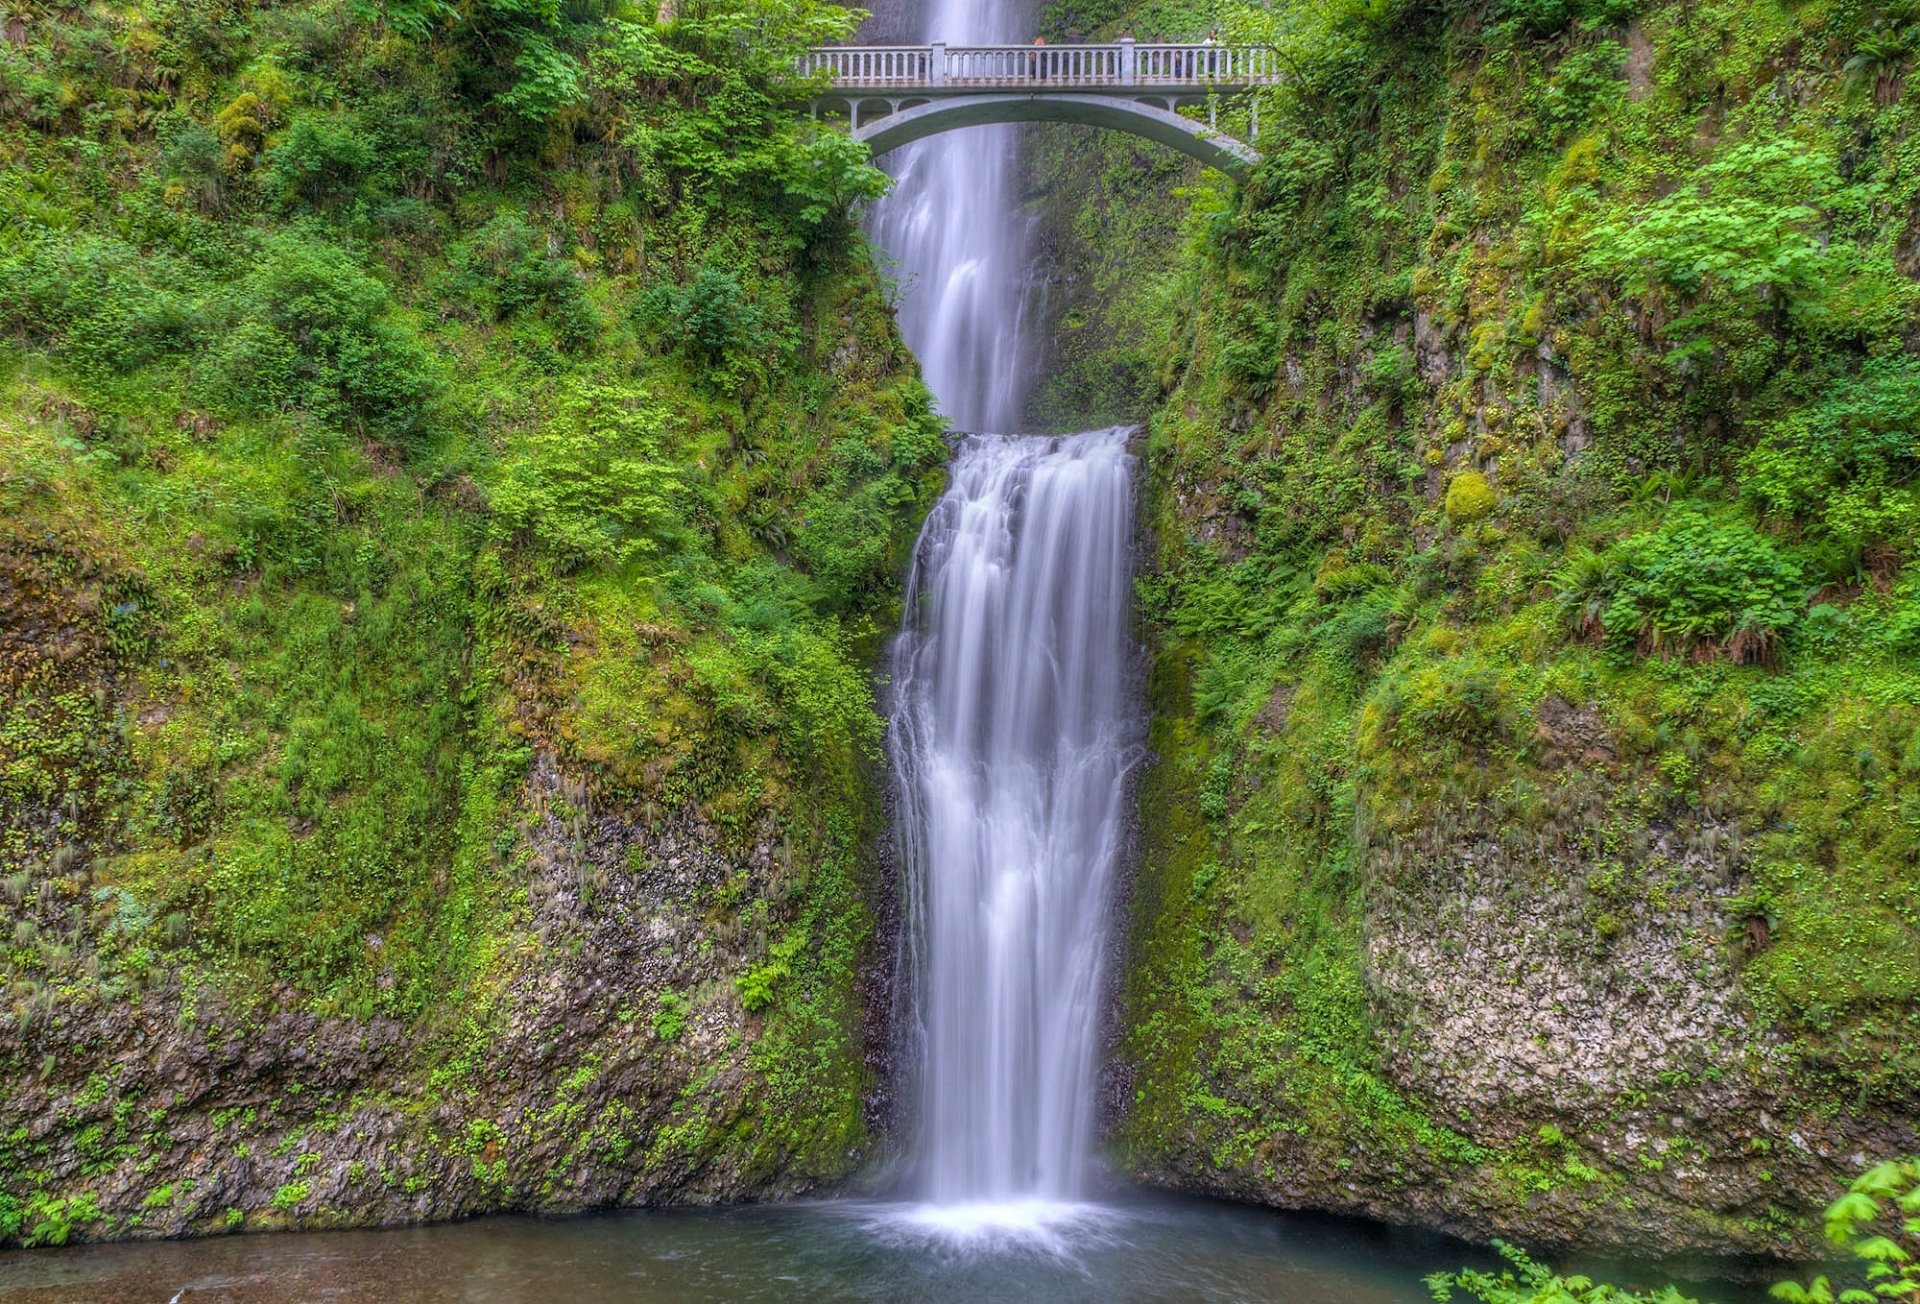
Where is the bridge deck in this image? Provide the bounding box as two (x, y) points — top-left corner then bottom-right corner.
(800, 42), (1283, 94)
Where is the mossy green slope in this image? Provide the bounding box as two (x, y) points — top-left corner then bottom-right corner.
(0, 0), (936, 1245)
(1054, 0), (1920, 1260)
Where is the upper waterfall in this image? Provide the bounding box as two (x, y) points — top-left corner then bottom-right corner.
(866, 0), (1037, 432)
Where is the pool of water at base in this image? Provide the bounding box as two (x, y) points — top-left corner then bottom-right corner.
(0, 1189), (1773, 1304)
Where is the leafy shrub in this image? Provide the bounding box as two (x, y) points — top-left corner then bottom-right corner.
(1554, 509), (1804, 663)
(1487, 0), (1640, 38)
(1217, 304), (1279, 396)
(0, 44), (62, 127)
(156, 124), (228, 213)
(1773, 1157), (1920, 1304)
(1427, 1240), (1702, 1303)
(1742, 356), (1920, 551)
(260, 113), (379, 211)
(640, 262), (779, 388)
(203, 319), (302, 413)
(792, 437), (921, 614)
(652, 991), (689, 1041)
(488, 383), (683, 570)
(206, 232), (437, 436)
(447, 212), (599, 349)
(0, 236), (199, 377)
(1318, 588), (1401, 675)
(780, 129), (891, 256)
(1582, 139), (1846, 357)
(347, 0), (458, 39)
(743, 625), (882, 763)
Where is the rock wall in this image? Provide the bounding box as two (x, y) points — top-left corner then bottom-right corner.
(1045, 0), (1920, 1263)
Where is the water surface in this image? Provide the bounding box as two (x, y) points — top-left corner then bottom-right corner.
(0, 1192), (1493, 1303)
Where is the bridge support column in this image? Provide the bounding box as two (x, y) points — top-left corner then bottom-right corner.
(930, 40), (947, 86)
(1118, 35), (1135, 85)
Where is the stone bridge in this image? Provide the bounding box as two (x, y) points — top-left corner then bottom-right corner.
(798, 41), (1279, 178)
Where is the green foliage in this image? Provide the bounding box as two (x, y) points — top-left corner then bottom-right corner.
(488, 384), (684, 570)
(641, 262), (779, 388)
(1580, 138), (1913, 362)
(1553, 509), (1804, 663)
(260, 113), (379, 212)
(792, 435), (927, 610)
(653, 991), (689, 1041)
(737, 925), (810, 1013)
(1093, 0), (1920, 1255)
(1427, 1241), (1703, 1303)
(0, 0), (928, 1226)
(1741, 356), (1920, 551)
(1774, 1158), (1920, 1303)
(447, 212), (600, 349)
(0, 236), (198, 377)
(210, 232), (439, 437)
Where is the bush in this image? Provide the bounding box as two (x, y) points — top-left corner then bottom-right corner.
(1397, 664), (1511, 745)
(0, 236), (199, 378)
(640, 261), (779, 388)
(1743, 356), (1920, 551)
(259, 113), (379, 211)
(156, 124), (228, 213)
(1581, 139), (1845, 357)
(792, 437), (919, 613)
(207, 232), (437, 436)
(1427, 1240), (1702, 1303)
(447, 212), (599, 350)
(1554, 509), (1804, 664)
(780, 129), (891, 256)
(487, 383), (684, 570)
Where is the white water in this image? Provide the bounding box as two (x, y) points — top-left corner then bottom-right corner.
(885, 432), (1141, 1219)
(868, 0), (1037, 432)
(869, 0), (1141, 1236)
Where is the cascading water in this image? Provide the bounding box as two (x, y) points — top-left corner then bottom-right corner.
(887, 432), (1140, 1213)
(866, 0), (1143, 1229)
(867, 0), (1036, 432)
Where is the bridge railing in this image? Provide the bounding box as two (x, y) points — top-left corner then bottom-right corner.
(798, 42), (1284, 90)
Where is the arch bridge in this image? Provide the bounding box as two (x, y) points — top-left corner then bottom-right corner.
(798, 41), (1278, 178)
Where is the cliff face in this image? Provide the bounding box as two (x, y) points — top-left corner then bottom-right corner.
(1026, 0), (1920, 1261)
(0, 0), (936, 1246)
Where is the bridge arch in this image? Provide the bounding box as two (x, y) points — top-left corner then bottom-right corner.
(851, 93), (1260, 179)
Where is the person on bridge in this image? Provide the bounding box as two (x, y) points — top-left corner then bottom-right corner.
(1204, 26), (1220, 77)
(1029, 35), (1046, 81)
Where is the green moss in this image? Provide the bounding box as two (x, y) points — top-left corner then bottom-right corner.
(1091, 0), (1920, 1252)
(1445, 472), (1497, 524)
(0, 0), (928, 1236)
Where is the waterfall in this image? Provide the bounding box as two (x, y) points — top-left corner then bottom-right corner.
(867, 0), (1036, 433)
(887, 432), (1140, 1210)
(866, 0), (1140, 1223)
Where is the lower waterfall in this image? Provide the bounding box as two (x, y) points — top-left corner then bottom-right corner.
(886, 428), (1142, 1216)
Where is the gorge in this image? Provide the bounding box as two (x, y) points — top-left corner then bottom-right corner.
(2, 0), (1919, 1298)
